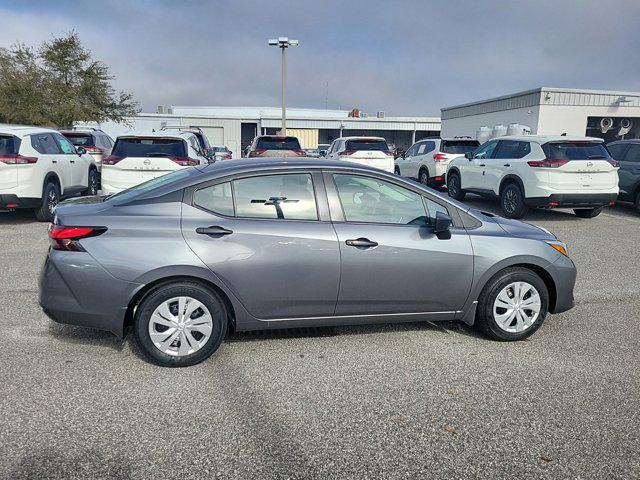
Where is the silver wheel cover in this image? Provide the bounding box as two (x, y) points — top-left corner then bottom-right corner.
(148, 296), (213, 356)
(493, 281), (541, 333)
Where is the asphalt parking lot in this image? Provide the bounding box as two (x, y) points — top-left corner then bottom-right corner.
(1, 198), (639, 480)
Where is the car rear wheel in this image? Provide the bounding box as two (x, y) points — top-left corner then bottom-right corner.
(500, 183), (528, 219)
(573, 207), (602, 218)
(447, 172), (465, 200)
(34, 181), (60, 222)
(84, 168), (99, 196)
(134, 282), (227, 367)
(475, 267), (549, 341)
(419, 168), (429, 185)
(394, 166), (401, 175)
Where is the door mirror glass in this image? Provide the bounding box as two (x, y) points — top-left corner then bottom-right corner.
(433, 211), (452, 239)
(206, 147), (217, 157)
(76, 146), (87, 155)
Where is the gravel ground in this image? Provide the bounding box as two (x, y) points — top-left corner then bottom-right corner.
(1, 198), (639, 479)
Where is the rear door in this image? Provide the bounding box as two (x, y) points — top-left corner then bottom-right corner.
(32, 133), (71, 193)
(542, 141), (618, 192)
(181, 171), (341, 319)
(326, 172), (473, 316)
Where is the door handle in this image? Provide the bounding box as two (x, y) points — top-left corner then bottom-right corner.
(52, 160), (57, 164)
(345, 238), (378, 248)
(196, 226), (233, 236)
(70, 160), (75, 163)
(479, 163), (486, 167)
(503, 163), (511, 167)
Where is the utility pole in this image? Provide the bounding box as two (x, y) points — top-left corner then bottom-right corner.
(268, 37), (299, 136)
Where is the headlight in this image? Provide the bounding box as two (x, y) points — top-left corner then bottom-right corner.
(545, 240), (569, 257)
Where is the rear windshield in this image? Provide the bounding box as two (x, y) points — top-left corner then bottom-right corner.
(256, 137), (301, 150)
(62, 133), (95, 147)
(0, 135), (20, 155)
(345, 139), (389, 151)
(112, 137), (187, 158)
(543, 142), (611, 160)
(441, 140), (480, 154)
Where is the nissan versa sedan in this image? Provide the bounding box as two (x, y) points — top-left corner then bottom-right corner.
(39, 159), (576, 367)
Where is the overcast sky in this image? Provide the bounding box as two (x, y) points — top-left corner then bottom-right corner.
(1, 0), (639, 116)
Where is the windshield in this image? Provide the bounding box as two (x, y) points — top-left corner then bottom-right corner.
(112, 137), (187, 158)
(441, 140), (480, 154)
(62, 133), (95, 147)
(107, 168), (195, 202)
(0, 135), (20, 155)
(345, 139), (389, 151)
(256, 137), (301, 150)
(213, 147), (229, 153)
(543, 142), (611, 160)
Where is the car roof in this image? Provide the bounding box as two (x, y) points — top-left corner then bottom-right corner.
(339, 136), (386, 141)
(488, 135), (605, 144)
(116, 131), (196, 140)
(0, 124), (60, 136)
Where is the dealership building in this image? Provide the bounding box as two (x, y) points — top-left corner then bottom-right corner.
(92, 106), (441, 156)
(441, 87), (640, 143)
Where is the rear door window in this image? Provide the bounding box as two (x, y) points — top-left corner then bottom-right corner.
(256, 137), (301, 150)
(607, 143), (628, 160)
(623, 144), (640, 163)
(112, 137), (187, 157)
(193, 182), (234, 216)
(0, 135), (20, 155)
(31, 133), (61, 154)
(234, 173), (317, 220)
(494, 140), (531, 159)
(542, 142), (611, 160)
(344, 139), (389, 151)
(441, 140), (480, 154)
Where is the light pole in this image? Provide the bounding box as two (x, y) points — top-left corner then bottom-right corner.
(268, 37), (299, 136)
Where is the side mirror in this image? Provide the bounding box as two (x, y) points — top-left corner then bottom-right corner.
(433, 211), (452, 239)
(76, 146), (87, 155)
(206, 147), (216, 157)
(465, 152), (473, 160)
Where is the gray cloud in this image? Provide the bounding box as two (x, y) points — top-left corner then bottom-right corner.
(0, 0), (639, 116)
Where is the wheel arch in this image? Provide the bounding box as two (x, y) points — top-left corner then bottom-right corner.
(447, 166), (460, 182)
(43, 172), (61, 194)
(499, 174), (526, 197)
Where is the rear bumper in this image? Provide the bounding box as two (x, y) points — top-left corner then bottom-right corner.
(525, 193), (617, 208)
(39, 250), (142, 338)
(0, 194), (40, 209)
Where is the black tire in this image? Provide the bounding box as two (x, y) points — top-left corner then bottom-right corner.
(475, 267), (549, 341)
(573, 207), (602, 218)
(635, 191), (640, 213)
(447, 172), (465, 200)
(84, 168), (99, 196)
(394, 166), (401, 175)
(34, 181), (60, 222)
(419, 168), (430, 186)
(500, 182), (528, 219)
(134, 281), (227, 367)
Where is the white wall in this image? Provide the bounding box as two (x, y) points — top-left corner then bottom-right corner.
(537, 104), (640, 136)
(441, 106), (540, 139)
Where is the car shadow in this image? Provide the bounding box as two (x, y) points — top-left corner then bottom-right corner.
(0, 209), (38, 225)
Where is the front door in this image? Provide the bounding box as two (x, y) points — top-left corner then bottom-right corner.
(181, 171), (341, 319)
(464, 140), (499, 190)
(327, 172), (473, 316)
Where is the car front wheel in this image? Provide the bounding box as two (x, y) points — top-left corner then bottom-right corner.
(447, 172), (465, 200)
(475, 267), (549, 341)
(573, 207), (602, 218)
(84, 168), (99, 196)
(419, 169), (430, 186)
(134, 281), (227, 367)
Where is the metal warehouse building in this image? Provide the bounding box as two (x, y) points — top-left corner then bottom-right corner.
(92, 106), (441, 157)
(441, 87), (640, 143)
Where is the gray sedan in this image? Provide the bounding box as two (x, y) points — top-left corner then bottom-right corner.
(39, 159), (576, 367)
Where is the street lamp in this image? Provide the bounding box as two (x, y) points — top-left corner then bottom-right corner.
(268, 37), (299, 135)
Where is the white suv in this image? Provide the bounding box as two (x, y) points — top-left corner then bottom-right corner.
(0, 125), (97, 221)
(101, 131), (210, 195)
(395, 138), (480, 187)
(326, 136), (395, 172)
(446, 135), (619, 219)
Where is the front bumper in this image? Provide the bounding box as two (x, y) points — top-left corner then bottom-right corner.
(548, 254), (577, 314)
(39, 250), (142, 337)
(525, 193), (617, 209)
(0, 194), (40, 210)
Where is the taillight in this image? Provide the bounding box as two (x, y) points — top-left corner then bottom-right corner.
(171, 157), (199, 166)
(292, 149), (306, 156)
(608, 159), (620, 168)
(102, 156), (123, 165)
(249, 149), (266, 157)
(48, 225), (107, 251)
(527, 159), (568, 168)
(340, 150), (356, 156)
(383, 150), (395, 157)
(433, 153), (448, 162)
(84, 147), (104, 155)
(222, 154), (232, 159)
(0, 155), (38, 164)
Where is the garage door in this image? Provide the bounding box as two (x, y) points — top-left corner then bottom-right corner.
(199, 127), (224, 147)
(286, 129), (319, 149)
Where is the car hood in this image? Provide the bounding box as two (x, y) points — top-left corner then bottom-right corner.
(471, 209), (556, 241)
